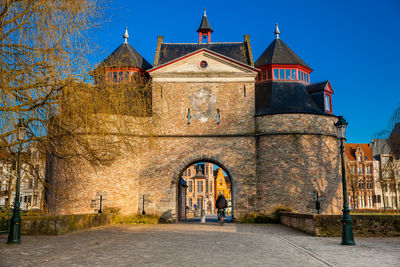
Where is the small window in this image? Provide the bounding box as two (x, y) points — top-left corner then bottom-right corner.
(298, 70), (301, 80)
(118, 72), (123, 82)
(189, 180), (192, 192)
(291, 69), (296, 80)
(358, 180), (365, 189)
(285, 69), (290, 80)
(280, 69), (284, 80)
(324, 95), (331, 112)
(268, 70), (272, 80)
(262, 70), (266, 80)
(273, 69), (279, 80)
(257, 72), (261, 81)
(113, 72), (118, 83)
(124, 72), (129, 81)
(199, 61), (208, 68)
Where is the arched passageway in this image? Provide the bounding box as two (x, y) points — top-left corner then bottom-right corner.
(177, 160), (234, 222)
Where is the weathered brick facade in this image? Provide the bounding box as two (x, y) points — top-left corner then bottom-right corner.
(46, 30), (343, 221)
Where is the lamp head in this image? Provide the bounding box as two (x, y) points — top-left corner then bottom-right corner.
(334, 116), (348, 139)
(16, 118), (27, 141)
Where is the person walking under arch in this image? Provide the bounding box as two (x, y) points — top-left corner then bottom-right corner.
(216, 194), (227, 224)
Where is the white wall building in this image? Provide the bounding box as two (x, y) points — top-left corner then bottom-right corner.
(0, 147), (45, 211)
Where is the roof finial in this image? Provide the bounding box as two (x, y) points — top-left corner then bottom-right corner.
(123, 27), (129, 44)
(274, 23), (280, 39)
(204, 8), (207, 16)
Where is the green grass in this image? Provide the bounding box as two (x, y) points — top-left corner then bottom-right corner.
(114, 214), (160, 224)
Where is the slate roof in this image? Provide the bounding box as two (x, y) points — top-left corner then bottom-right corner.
(255, 39), (310, 69)
(98, 43), (152, 70)
(197, 15), (213, 32)
(307, 81), (329, 93)
(345, 144), (373, 161)
(255, 81), (329, 116)
(371, 139), (391, 158)
(156, 42), (251, 66)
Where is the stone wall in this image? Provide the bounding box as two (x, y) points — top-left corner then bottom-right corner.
(46, 78), (344, 221)
(280, 212), (400, 237)
(256, 114), (342, 214)
(0, 213), (114, 235)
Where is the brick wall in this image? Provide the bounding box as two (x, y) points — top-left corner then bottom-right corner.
(47, 80), (344, 221)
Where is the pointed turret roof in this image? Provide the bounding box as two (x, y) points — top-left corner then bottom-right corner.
(255, 39), (310, 69)
(99, 43), (152, 69)
(97, 28), (152, 70)
(197, 9), (213, 33)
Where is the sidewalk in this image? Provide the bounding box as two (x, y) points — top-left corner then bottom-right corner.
(0, 223), (399, 266)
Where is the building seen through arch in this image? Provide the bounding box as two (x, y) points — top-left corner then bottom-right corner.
(181, 162), (231, 218)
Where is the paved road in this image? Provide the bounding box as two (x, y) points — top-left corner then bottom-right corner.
(0, 222), (399, 267)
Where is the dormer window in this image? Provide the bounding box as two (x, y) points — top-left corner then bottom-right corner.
(324, 94), (331, 112)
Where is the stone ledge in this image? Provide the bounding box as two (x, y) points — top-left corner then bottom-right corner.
(279, 212), (400, 237)
(1, 213), (115, 235)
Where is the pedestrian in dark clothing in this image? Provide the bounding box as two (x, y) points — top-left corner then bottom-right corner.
(216, 194), (227, 222)
(216, 194), (227, 209)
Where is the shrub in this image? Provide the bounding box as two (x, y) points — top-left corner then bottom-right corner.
(114, 214), (159, 224)
(103, 207), (121, 214)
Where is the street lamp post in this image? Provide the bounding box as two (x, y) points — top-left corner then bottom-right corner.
(7, 119), (27, 244)
(335, 116), (355, 246)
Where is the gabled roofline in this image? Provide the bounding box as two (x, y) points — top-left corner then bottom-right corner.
(307, 80), (334, 94)
(148, 48), (260, 73)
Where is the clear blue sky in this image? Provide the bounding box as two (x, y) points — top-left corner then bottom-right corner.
(90, 0), (400, 143)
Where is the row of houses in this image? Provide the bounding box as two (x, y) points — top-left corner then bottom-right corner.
(346, 124), (400, 210)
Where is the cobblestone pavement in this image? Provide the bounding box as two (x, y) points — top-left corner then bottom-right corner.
(0, 222), (399, 267)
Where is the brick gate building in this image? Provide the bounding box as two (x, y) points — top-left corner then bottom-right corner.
(47, 11), (343, 221)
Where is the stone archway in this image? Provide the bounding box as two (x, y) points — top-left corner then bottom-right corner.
(172, 155), (236, 222)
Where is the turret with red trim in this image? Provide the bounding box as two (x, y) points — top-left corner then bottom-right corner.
(94, 27), (152, 85)
(197, 9), (213, 43)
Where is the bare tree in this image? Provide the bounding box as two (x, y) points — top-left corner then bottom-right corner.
(0, 0), (105, 146)
(0, 1), (158, 212)
(346, 163), (358, 209)
(374, 105), (400, 210)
